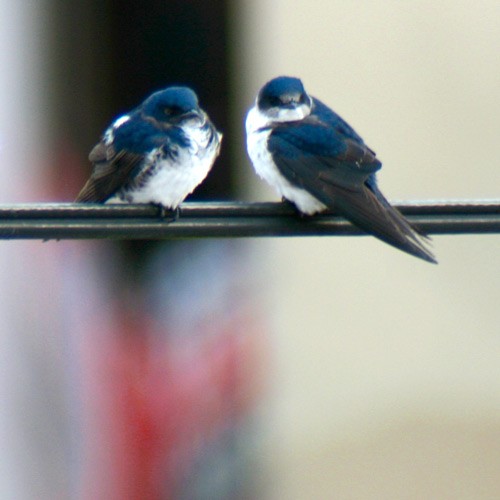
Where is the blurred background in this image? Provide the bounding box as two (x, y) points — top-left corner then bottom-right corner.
(0, 1), (499, 499)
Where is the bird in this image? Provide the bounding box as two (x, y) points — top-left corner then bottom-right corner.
(76, 86), (222, 216)
(245, 76), (436, 263)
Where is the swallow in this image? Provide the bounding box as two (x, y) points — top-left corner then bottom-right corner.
(246, 76), (436, 263)
(76, 86), (222, 215)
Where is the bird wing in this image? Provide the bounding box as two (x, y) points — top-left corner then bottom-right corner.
(75, 114), (176, 203)
(75, 140), (145, 202)
(268, 119), (436, 263)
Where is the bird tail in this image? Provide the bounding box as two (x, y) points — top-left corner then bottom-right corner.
(327, 183), (437, 264)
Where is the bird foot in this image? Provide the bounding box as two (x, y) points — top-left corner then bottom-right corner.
(155, 204), (180, 222)
(281, 197), (307, 218)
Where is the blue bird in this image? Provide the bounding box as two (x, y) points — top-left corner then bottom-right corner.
(246, 76), (436, 263)
(76, 87), (222, 213)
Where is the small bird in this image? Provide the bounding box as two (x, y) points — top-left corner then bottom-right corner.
(76, 86), (222, 215)
(246, 76), (436, 263)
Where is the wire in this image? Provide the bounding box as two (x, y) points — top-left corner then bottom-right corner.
(0, 200), (498, 240)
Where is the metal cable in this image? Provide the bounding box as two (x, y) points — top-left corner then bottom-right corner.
(0, 200), (498, 240)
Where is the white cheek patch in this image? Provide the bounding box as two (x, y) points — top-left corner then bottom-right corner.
(274, 103), (311, 123)
(245, 102), (311, 132)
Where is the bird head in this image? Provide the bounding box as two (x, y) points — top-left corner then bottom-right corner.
(142, 87), (205, 126)
(256, 76), (312, 123)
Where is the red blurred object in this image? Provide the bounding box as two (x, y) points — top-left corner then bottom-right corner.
(76, 243), (264, 500)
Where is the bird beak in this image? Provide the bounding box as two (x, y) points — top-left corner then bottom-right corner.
(167, 108), (204, 126)
(184, 109), (202, 119)
(181, 109), (205, 125)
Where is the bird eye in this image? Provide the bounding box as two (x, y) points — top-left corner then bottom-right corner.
(163, 105), (182, 116)
(259, 94), (288, 110)
(261, 96), (282, 108)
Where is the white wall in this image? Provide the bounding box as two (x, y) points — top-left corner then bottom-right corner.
(0, 3), (71, 498)
(234, 2), (500, 498)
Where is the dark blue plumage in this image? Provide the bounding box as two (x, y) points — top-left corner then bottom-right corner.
(111, 115), (190, 155)
(246, 76), (436, 263)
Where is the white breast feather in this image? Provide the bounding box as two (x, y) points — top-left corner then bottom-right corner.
(108, 123), (221, 208)
(245, 105), (326, 215)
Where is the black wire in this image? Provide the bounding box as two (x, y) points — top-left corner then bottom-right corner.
(0, 200), (498, 240)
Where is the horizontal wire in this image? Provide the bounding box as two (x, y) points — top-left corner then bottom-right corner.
(0, 200), (498, 240)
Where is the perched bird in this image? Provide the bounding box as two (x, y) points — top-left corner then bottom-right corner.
(246, 76), (436, 263)
(76, 86), (222, 214)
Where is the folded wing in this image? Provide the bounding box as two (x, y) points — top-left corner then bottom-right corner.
(75, 140), (146, 202)
(268, 119), (436, 263)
